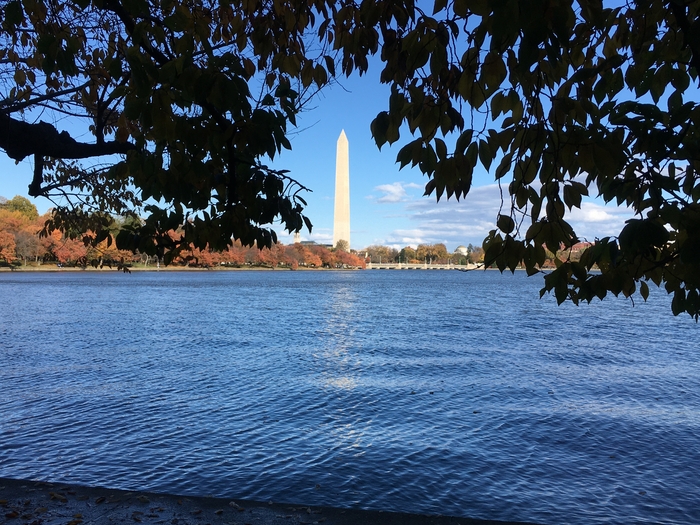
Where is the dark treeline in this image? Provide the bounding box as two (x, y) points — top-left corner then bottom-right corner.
(363, 243), (484, 265)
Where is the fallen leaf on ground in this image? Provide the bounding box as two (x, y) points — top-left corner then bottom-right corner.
(49, 492), (67, 502)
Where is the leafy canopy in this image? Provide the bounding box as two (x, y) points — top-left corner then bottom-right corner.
(0, 195), (39, 220)
(2, 0), (700, 316)
(1, 0), (325, 258)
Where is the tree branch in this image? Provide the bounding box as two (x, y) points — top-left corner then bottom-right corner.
(102, 0), (171, 65)
(0, 82), (90, 112)
(0, 113), (136, 196)
(0, 114), (135, 162)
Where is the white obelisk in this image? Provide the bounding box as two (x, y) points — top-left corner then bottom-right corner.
(333, 130), (350, 249)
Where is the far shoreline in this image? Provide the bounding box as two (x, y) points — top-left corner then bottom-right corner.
(0, 264), (365, 272)
(0, 264), (522, 273)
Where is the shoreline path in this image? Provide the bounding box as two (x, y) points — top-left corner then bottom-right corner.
(1, 477), (537, 525)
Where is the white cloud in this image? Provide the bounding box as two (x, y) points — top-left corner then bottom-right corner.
(364, 183), (636, 250)
(567, 201), (634, 240)
(374, 182), (409, 203)
(372, 181), (424, 203)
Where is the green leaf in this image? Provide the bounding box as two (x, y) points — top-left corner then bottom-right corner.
(370, 112), (390, 149)
(497, 214), (515, 234)
(435, 138), (447, 159)
(314, 64), (328, 86)
(563, 184), (583, 210)
(433, 0), (448, 15)
(466, 141), (478, 167)
(324, 55), (336, 77)
(453, 0), (468, 17)
(618, 219), (670, 252)
(495, 152), (513, 179)
(455, 130), (473, 154)
(640, 281), (649, 301)
(478, 139), (494, 170)
(4, 0), (24, 26)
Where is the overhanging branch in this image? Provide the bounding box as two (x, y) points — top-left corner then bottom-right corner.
(0, 113), (136, 163)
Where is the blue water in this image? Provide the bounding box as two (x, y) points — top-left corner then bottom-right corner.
(0, 270), (698, 524)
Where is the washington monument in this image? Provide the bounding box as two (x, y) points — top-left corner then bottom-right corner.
(333, 130), (350, 249)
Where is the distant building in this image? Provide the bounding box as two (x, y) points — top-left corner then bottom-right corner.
(455, 245), (469, 256)
(300, 240), (333, 249)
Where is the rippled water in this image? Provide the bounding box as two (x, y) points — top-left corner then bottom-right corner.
(1, 270), (699, 524)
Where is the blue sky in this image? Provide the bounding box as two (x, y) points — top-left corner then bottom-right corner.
(0, 66), (634, 252)
(268, 69), (634, 250)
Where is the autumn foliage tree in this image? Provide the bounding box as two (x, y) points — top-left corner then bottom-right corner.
(0, 197), (45, 264)
(416, 243), (449, 264)
(0, 230), (16, 262)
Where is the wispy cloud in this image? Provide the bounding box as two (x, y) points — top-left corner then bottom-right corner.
(366, 183), (635, 249)
(567, 201), (633, 240)
(280, 180), (636, 251)
(372, 181), (423, 203)
(374, 182), (408, 203)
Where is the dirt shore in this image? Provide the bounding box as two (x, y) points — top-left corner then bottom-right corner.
(0, 477), (537, 525)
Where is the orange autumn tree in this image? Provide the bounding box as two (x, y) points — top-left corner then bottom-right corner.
(48, 230), (88, 264)
(222, 243), (246, 266)
(0, 199), (46, 264)
(335, 249), (366, 269)
(85, 238), (136, 268)
(0, 230), (16, 263)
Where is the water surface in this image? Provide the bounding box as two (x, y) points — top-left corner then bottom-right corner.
(1, 270), (698, 524)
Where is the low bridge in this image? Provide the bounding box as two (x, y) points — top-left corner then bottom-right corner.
(366, 262), (480, 270)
